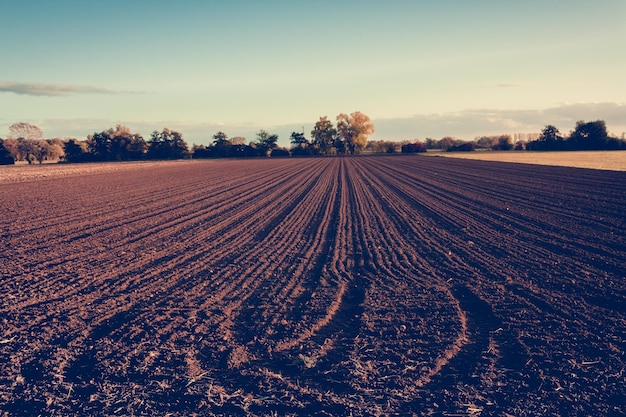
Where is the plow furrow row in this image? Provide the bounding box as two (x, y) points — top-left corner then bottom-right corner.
(1, 156), (624, 416)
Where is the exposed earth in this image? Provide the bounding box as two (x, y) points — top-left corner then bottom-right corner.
(1, 156), (624, 416)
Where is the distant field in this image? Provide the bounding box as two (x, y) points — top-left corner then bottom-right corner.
(433, 150), (626, 171)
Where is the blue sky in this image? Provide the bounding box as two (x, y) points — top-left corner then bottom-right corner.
(1, 0), (625, 146)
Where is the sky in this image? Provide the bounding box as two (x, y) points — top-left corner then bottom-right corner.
(1, 0), (625, 147)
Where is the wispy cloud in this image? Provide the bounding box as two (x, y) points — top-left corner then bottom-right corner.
(0, 81), (115, 96)
(373, 102), (626, 140)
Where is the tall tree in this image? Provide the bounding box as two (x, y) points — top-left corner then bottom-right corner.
(290, 131), (308, 147)
(526, 125), (564, 151)
(256, 130), (278, 156)
(569, 120), (609, 150)
(311, 116), (336, 155)
(64, 139), (90, 162)
(336, 111), (375, 154)
(88, 130), (113, 161)
(211, 131), (231, 157)
(148, 128), (189, 159)
(109, 125), (146, 160)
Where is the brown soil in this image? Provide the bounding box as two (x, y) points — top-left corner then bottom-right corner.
(1, 156), (624, 416)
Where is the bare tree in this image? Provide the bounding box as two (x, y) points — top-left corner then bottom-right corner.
(7, 122), (45, 163)
(8, 122), (44, 142)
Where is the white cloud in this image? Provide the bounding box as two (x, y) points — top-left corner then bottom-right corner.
(0, 81), (115, 96)
(372, 102), (626, 140)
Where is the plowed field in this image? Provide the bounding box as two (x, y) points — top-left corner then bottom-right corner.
(1, 156), (625, 416)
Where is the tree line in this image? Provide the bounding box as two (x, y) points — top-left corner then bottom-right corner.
(0, 112), (377, 164)
(1, 117), (624, 165)
(525, 120), (626, 151)
(421, 120), (626, 152)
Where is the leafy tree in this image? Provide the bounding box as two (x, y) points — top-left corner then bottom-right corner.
(148, 128), (189, 159)
(438, 136), (457, 151)
(290, 131), (309, 147)
(424, 138), (439, 149)
(88, 131), (113, 161)
(447, 141), (475, 152)
(211, 131), (231, 157)
(336, 111), (375, 154)
(87, 125), (146, 161)
(107, 125), (146, 161)
(212, 131), (229, 146)
(526, 125), (565, 151)
(569, 120), (609, 150)
(32, 140), (55, 164)
(290, 131), (312, 156)
(0, 139), (15, 164)
(476, 136), (496, 150)
(492, 135), (513, 151)
(401, 142), (427, 153)
(255, 130), (278, 156)
(311, 116), (336, 155)
(191, 144), (210, 159)
(64, 139), (91, 162)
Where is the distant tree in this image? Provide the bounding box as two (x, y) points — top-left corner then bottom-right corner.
(8, 122), (44, 142)
(366, 140), (399, 153)
(191, 144), (210, 159)
(270, 148), (290, 157)
(447, 141), (475, 152)
(255, 130), (279, 156)
(476, 136), (496, 150)
(438, 136), (457, 151)
(17, 138), (39, 164)
(148, 128), (189, 159)
(108, 125), (146, 160)
(541, 125), (563, 143)
(290, 131), (309, 147)
(230, 136), (246, 145)
(569, 120), (610, 150)
(2, 139), (18, 160)
(290, 131), (312, 156)
(492, 135), (514, 151)
(35, 141), (50, 164)
(333, 135), (346, 155)
(47, 138), (65, 160)
(88, 131), (112, 161)
(336, 111), (375, 154)
(311, 116), (336, 155)
(526, 125), (564, 151)
(212, 131), (229, 145)
(0, 139), (15, 164)
(211, 131), (231, 157)
(64, 139), (91, 162)
(424, 138), (439, 149)
(8, 122), (45, 163)
(401, 142), (427, 153)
